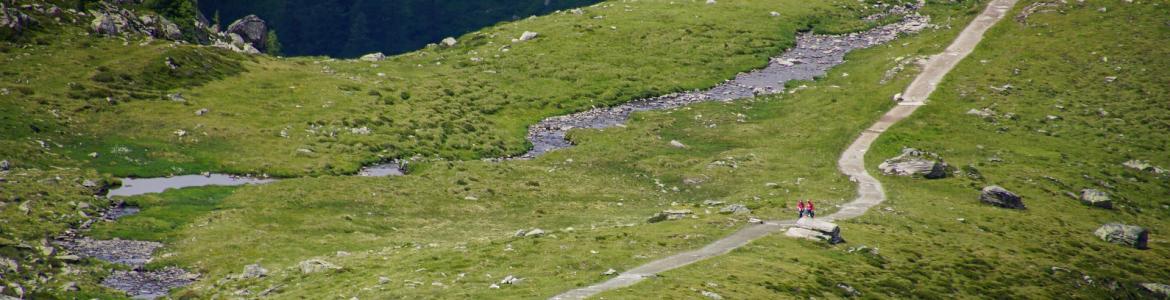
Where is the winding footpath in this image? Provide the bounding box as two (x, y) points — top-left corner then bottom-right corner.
(550, 0), (1017, 299)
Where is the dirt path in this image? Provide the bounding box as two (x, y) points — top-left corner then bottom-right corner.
(550, 1), (1017, 299)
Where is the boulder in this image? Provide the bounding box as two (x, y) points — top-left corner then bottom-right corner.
(440, 37), (457, 47)
(1141, 283), (1170, 297)
(719, 204), (751, 215)
(517, 31), (539, 42)
(1, 4), (34, 39)
(979, 186), (1025, 209)
(795, 218), (844, 244)
(91, 12), (127, 36)
(226, 15), (268, 53)
(500, 275), (522, 285)
(360, 52), (386, 62)
(878, 148), (948, 179)
(1094, 223), (1148, 249)
(669, 140), (687, 148)
(701, 290), (723, 300)
(241, 264), (267, 278)
(1, 159), (9, 171)
(1079, 189), (1112, 209)
(785, 227), (831, 242)
(523, 228), (545, 238)
(298, 259), (341, 274)
(655, 209), (693, 222)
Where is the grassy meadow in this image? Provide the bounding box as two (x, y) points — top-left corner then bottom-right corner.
(599, 0), (1170, 298)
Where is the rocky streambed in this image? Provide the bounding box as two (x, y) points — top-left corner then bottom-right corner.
(519, 13), (931, 158)
(55, 163), (405, 298)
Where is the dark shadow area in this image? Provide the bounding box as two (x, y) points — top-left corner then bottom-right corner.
(199, 0), (601, 58)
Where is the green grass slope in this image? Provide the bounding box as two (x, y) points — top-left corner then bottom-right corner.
(600, 0), (1170, 299)
(3, 0), (890, 179)
(81, 2), (996, 299)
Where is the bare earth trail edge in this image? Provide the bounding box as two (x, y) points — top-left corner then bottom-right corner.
(550, 0), (1019, 299)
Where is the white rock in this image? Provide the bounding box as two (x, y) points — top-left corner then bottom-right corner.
(517, 31), (539, 42)
(669, 140), (687, 148)
(360, 52), (386, 62)
(440, 37), (457, 47)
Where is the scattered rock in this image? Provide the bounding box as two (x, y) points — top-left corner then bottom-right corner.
(440, 37), (457, 47)
(701, 290), (723, 299)
(102, 267), (197, 298)
(878, 148), (949, 179)
(1079, 189), (1113, 209)
(516, 31), (539, 42)
(719, 204), (751, 215)
(226, 15), (268, 53)
(168, 93), (186, 102)
(979, 186), (1025, 209)
(966, 108), (996, 118)
(241, 264), (268, 279)
(837, 283), (860, 296)
(770, 11), (781, 17)
(0, 257), (18, 273)
(1141, 283), (1170, 297)
(378, 276), (391, 285)
(648, 209), (693, 223)
(195, 108), (209, 116)
(1094, 223), (1148, 249)
(514, 229), (527, 237)
(702, 200), (725, 206)
(602, 268), (617, 276)
(60, 281), (79, 292)
(360, 52), (386, 62)
(500, 275), (522, 285)
(523, 228), (545, 238)
(298, 259), (341, 274)
(705, 0), (717, 4)
(57, 237), (161, 266)
(0, 159), (9, 171)
(748, 217), (763, 224)
(669, 140), (687, 148)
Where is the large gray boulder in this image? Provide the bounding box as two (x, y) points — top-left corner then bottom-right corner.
(226, 15), (268, 53)
(878, 148), (949, 179)
(1094, 223), (1148, 249)
(1079, 189), (1112, 209)
(979, 186), (1025, 209)
(91, 11), (128, 36)
(789, 218), (844, 244)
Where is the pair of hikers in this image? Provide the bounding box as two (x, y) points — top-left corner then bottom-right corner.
(797, 200), (816, 219)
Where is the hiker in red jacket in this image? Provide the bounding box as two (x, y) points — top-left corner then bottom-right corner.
(807, 200), (816, 218)
(797, 200), (806, 218)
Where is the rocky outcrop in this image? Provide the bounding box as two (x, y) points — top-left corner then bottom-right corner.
(878, 148), (949, 179)
(1079, 189), (1112, 209)
(226, 15), (268, 53)
(1, 3), (34, 39)
(1094, 223), (1148, 249)
(89, 4), (183, 40)
(979, 186), (1025, 209)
